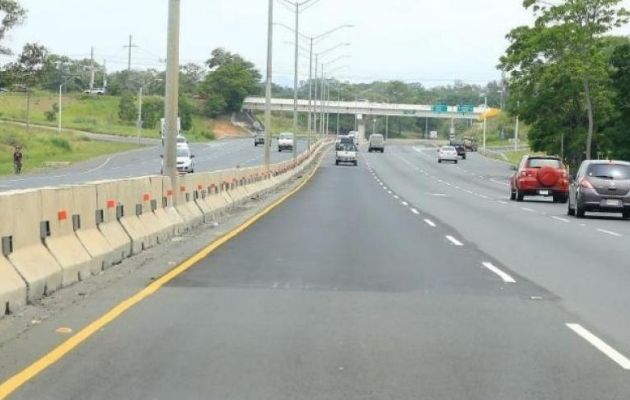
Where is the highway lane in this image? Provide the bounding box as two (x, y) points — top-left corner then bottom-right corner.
(7, 151), (630, 399)
(0, 138), (307, 192)
(364, 144), (630, 357)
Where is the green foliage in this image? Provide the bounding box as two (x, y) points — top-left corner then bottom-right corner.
(200, 48), (261, 117)
(118, 91), (137, 123)
(500, 0), (629, 163)
(604, 43), (630, 160)
(141, 96), (163, 129)
(44, 102), (58, 121)
(49, 137), (71, 151)
(0, 0), (27, 55)
(178, 94), (193, 131)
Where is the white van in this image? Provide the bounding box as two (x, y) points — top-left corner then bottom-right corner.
(368, 134), (385, 153)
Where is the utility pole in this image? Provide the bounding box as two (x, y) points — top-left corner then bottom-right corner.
(320, 65), (325, 137)
(89, 46), (95, 90)
(264, 0), (273, 169)
(102, 59), (107, 89)
(124, 35), (137, 72)
(164, 0), (180, 196)
(385, 114), (389, 140)
(137, 86), (143, 145)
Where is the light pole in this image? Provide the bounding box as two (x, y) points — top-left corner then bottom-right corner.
(264, 0), (274, 169)
(163, 0), (180, 190)
(58, 76), (82, 134)
(480, 93), (488, 152)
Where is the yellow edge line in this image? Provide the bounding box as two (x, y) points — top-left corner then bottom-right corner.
(0, 150), (327, 399)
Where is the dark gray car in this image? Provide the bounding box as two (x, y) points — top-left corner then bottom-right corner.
(567, 160), (630, 219)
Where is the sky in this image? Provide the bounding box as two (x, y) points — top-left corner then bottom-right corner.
(3, 0), (630, 87)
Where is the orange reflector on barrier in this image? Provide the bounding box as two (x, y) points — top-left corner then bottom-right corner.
(143, 194), (150, 201)
(57, 210), (68, 221)
(106, 200), (116, 209)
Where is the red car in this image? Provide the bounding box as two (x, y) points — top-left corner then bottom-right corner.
(510, 156), (569, 203)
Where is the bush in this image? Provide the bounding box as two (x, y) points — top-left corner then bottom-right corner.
(50, 137), (71, 151)
(73, 117), (98, 125)
(118, 91), (137, 124)
(44, 103), (59, 122)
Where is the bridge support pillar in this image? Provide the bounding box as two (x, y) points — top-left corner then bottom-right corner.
(357, 114), (366, 144)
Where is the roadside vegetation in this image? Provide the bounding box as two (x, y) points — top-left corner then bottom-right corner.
(0, 124), (138, 175)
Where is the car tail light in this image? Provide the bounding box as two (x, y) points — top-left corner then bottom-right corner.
(520, 169), (534, 177)
(580, 178), (593, 189)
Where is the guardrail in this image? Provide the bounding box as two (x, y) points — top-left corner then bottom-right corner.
(0, 140), (328, 317)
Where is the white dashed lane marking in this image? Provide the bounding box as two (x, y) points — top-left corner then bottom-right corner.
(566, 323), (630, 370)
(411, 208), (420, 215)
(482, 262), (516, 283)
(445, 235), (464, 246)
(424, 219), (436, 227)
(596, 229), (622, 237)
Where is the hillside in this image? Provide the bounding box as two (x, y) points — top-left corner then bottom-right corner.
(0, 91), (249, 142)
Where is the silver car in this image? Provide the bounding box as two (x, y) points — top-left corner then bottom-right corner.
(438, 146), (458, 164)
(568, 160), (630, 219)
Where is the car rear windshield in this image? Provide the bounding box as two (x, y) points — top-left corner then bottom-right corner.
(338, 143), (356, 151)
(280, 134), (293, 139)
(527, 158), (561, 168)
(442, 147), (455, 151)
(586, 164), (630, 180)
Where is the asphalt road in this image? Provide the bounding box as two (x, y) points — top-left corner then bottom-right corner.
(6, 146), (630, 399)
(0, 138), (307, 192)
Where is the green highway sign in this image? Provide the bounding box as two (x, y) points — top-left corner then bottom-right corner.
(431, 104), (448, 113)
(457, 104), (475, 113)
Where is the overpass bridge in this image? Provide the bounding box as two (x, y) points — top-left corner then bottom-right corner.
(242, 97), (496, 142)
(242, 97), (486, 120)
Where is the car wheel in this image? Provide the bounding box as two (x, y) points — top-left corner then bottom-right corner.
(438, 159), (442, 163)
(516, 188), (524, 202)
(381, 149), (385, 153)
(454, 160), (458, 164)
(354, 161), (358, 166)
(575, 198), (585, 218)
(335, 160), (339, 165)
(623, 210), (630, 220)
(567, 200), (575, 216)
(510, 189), (516, 201)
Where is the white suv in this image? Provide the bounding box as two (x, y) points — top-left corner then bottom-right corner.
(278, 132), (295, 152)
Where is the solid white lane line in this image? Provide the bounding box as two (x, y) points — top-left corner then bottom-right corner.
(482, 262), (516, 283)
(566, 323), (630, 370)
(445, 235), (464, 246)
(431, 193), (448, 197)
(552, 216), (570, 223)
(411, 208), (420, 215)
(478, 194), (490, 199)
(424, 219), (436, 227)
(464, 190), (473, 194)
(521, 207), (535, 212)
(401, 201), (409, 206)
(596, 229), (622, 237)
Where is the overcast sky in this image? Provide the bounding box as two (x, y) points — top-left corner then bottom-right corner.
(4, 0), (630, 87)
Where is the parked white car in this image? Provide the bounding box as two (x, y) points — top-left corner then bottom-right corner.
(83, 88), (106, 95)
(438, 146), (458, 164)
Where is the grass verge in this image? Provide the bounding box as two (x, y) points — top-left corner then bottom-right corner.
(0, 123), (139, 176)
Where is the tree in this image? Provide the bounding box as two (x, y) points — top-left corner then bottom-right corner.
(0, 0), (26, 55)
(500, 0), (629, 160)
(178, 95), (193, 131)
(605, 42), (630, 160)
(200, 48), (261, 117)
(118, 91), (137, 123)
